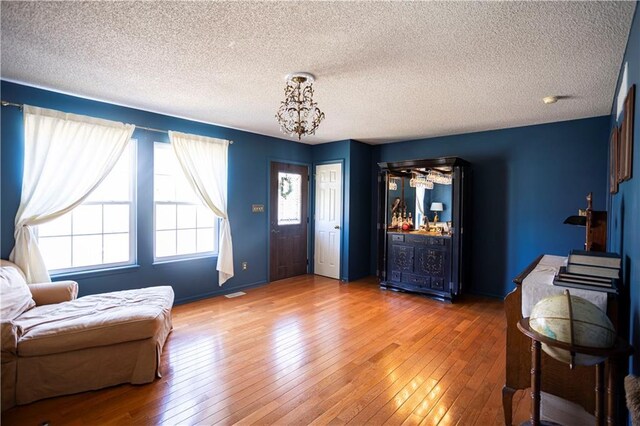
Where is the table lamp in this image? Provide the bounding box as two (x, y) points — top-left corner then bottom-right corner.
(430, 202), (443, 224)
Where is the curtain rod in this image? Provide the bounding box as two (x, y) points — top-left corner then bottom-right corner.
(1, 100), (233, 143)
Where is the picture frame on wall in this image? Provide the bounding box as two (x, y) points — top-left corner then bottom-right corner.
(619, 84), (635, 182)
(610, 127), (619, 194)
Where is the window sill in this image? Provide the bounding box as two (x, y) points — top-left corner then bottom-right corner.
(51, 264), (140, 280)
(152, 254), (218, 266)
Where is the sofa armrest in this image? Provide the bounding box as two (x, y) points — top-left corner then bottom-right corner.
(28, 281), (78, 306)
(0, 321), (19, 357)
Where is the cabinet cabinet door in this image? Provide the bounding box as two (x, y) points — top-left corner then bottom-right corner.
(389, 244), (414, 272)
(414, 247), (448, 278)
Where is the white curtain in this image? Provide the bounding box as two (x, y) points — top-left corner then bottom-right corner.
(10, 106), (135, 283)
(168, 131), (234, 285)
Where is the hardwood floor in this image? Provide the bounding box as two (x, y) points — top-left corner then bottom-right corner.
(2, 275), (525, 425)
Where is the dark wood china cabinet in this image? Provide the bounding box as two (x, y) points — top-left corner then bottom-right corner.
(377, 157), (470, 302)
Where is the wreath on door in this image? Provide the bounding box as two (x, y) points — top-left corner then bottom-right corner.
(280, 176), (293, 199)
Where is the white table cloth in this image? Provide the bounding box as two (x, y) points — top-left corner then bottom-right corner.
(521, 254), (608, 318)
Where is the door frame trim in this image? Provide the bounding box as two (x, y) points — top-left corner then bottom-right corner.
(267, 159), (312, 282)
(312, 159), (345, 281)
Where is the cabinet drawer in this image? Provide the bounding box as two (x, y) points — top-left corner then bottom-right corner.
(404, 274), (429, 286)
(404, 235), (447, 246)
(431, 277), (444, 290)
(405, 235), (424, 244)
(391, 234), (404, 242)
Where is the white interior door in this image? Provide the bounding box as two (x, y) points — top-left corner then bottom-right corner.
(314, 163), (342, 279)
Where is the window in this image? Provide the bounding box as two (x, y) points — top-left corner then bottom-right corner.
(37, 141), (136, 273)
(154, 142), (218, 260)
(277, 172), (302, 225)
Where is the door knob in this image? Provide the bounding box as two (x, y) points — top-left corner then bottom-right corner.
(334, 225), (340, 229)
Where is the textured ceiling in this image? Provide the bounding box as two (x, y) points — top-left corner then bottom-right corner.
(1, 1), (636, 145)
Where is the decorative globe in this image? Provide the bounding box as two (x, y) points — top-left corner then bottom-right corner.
(529, 293), (616, 366)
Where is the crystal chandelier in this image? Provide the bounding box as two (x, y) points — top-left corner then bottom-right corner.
(275, 72), (325, 140)
(409, 170), (452, 189)
(426, 170), (452, 185)
(409, 175), (434, 189)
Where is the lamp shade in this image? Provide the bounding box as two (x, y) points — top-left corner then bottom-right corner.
(430, 202), (444, 212)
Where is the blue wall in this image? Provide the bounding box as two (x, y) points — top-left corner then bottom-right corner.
(1, 81), (316, 303)
(370, 116), (611, 297)
(348, 140), (372, 281)
(0, 82), (373, 301)
(0, 81), (617, 303)
(608, 3), (640, 377)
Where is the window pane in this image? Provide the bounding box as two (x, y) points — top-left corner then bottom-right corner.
(156, 230), (176, 258)
(104, 204), (129, 233)
(73, 235), (102, 267)
(197, 228), (215, 253)
(175, 177), (199, 203)
(86, 143), (131, 202)
(197, 206), (215, 228)
(94, 169), (129, 201)
(154, 174), (176, 202)
(154, 144), (174, 176)
(154, 142), (200, 204)
(104, 233), (129, 264)
(39, 236), (71, 270)
(73, 205), (102, 235)
(277, 172), (302, 225)
(177, 229), (197, 255)
(177, 205), (197, 229)
(156, 204), (176, 230)
(38, 214), (71, 237)
(89, 165), (129, 201)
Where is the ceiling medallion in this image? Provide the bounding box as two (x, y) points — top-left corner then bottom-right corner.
(275, 72), (325, 140)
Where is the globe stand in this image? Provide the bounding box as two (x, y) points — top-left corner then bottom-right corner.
(517, 318), (632, 426)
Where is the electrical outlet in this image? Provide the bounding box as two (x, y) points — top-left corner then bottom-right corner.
(242, 261), (248, 270)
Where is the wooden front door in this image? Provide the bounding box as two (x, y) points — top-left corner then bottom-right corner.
(269, 162), (309, 282)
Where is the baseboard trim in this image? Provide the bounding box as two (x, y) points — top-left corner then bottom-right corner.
(174, 280), (268, 305)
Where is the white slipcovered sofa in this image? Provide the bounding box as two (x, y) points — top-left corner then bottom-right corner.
(0, 259), (174, 411)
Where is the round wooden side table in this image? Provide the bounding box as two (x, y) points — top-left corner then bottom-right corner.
(517, 318), (632, 426)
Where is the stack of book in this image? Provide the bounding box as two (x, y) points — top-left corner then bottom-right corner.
(553, 249), (621, 294)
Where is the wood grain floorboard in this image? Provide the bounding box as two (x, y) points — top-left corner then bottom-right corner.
(2, 274), (534, 426)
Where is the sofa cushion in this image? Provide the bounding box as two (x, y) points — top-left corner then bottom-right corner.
(14, 286), (174, 357)
(0, 260), (35, 321)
